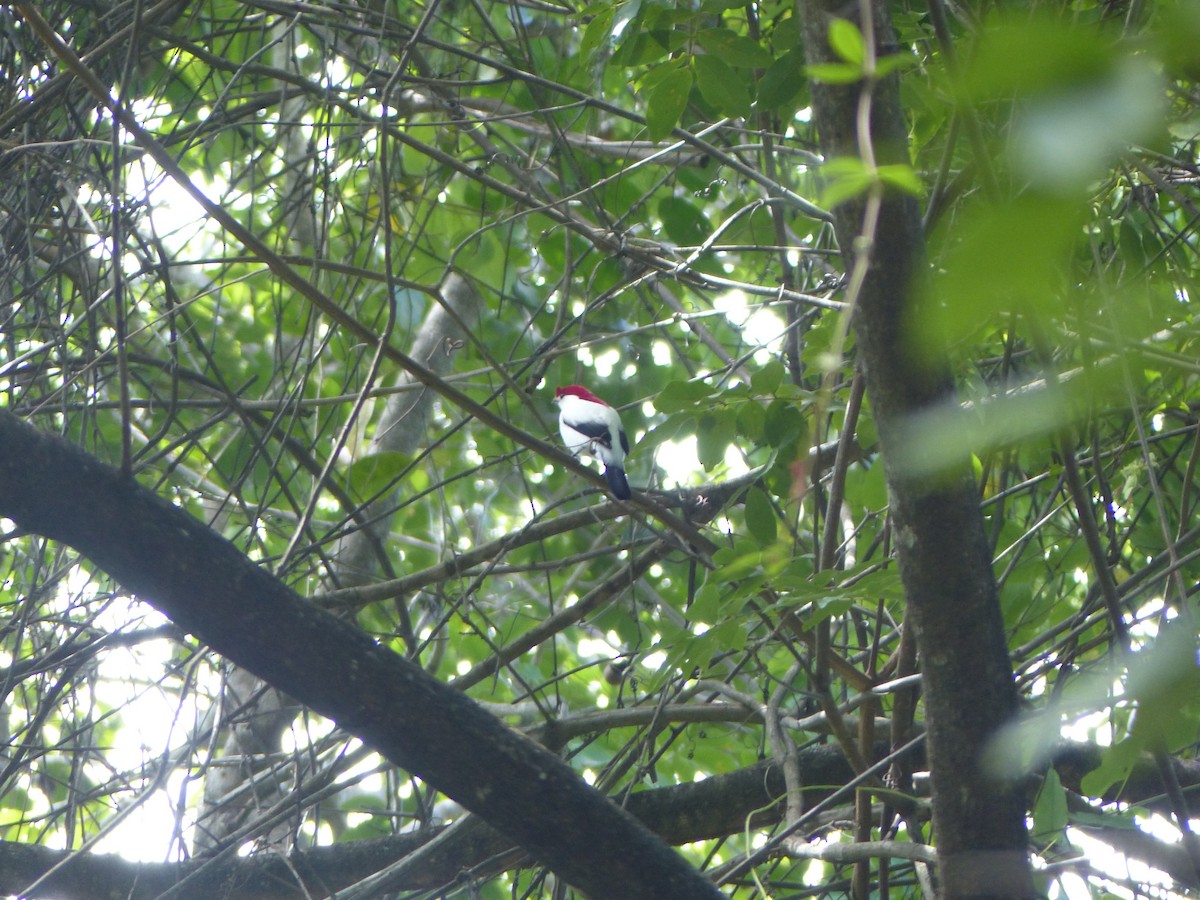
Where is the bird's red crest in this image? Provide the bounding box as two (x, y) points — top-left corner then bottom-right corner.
(555, 384), (606, 405)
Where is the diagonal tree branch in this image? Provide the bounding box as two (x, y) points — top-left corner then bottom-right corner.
(0, 408), (721, 899)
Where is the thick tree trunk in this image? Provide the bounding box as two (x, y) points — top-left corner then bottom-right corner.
(801, 2), (1034, 896)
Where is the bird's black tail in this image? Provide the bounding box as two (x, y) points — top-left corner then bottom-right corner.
(605, 466), (632, 500)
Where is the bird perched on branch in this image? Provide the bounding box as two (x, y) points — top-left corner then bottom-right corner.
(554, 385), (632, 500)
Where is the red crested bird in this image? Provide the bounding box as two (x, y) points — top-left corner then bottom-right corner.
(554, 385), (632, 499)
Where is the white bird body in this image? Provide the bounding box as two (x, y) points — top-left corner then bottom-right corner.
(554, 385), (632, 499)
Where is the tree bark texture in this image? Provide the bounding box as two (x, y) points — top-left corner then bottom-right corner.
(0, 746), (869, 898)
(0, 738), (1191, 898)
(0, 410), (722, 900)
(801, 2), (1034, 896)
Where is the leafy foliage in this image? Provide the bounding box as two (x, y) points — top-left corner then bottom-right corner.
(2, 0), (1200, 896)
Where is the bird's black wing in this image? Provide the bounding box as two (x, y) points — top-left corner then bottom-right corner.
(563, 416), (614, 450)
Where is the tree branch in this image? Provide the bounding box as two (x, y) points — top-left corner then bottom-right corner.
(0, 408), (720, 899)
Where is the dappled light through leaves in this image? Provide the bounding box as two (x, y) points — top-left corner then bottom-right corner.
(0, 1), (1199, 898)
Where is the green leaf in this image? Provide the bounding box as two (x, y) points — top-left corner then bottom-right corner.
(758, 49), (806, 110)
(1031, 768), (1068, 846)
(1067, 808), (1139, 831)
(697, 409), (736, 470)
(690, 581), (722, 623)
(764, 399), (805, 448)
(693, 55), (752, 119)
(735, 399), (767, 443)
(646, 65), (693, 141)
(649, 628), (713, 692)
(803, 593), (855, 627)
(344, 451), (409, 503)
(609, 0), (645, 64)
(805, 61), (864, 85)
(819, 156), (876, 207)
(709, 617), (747, 653)
(1080, 736), (1141, 798)
(874, 52), (911, 79)
(580, 7), (615, 60)
(827, 19), (865, 66)
(844, 461), (887, 512)
(751, 359), (786, 395)
(638, 58), (684, 92)
(744, 486), (778, 545)
(695, 28), (774, 68)
(655, 379), (715, 413)
(657, 196), (712, 246)
(876, 163), (923, 196)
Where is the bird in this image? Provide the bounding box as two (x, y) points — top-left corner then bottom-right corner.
(554, 385), (632, 499)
